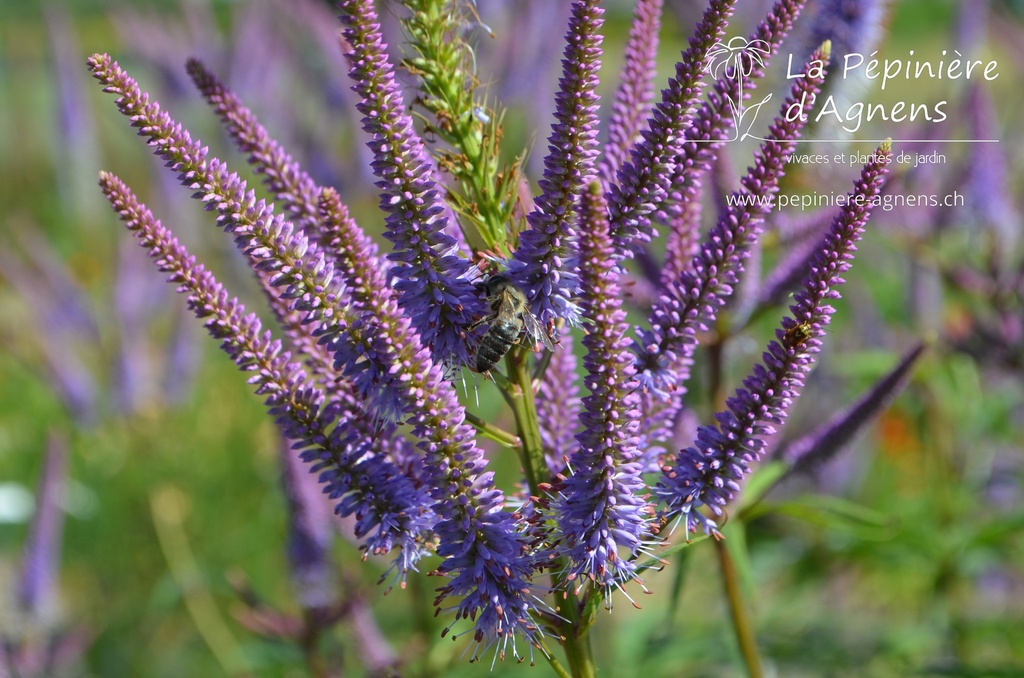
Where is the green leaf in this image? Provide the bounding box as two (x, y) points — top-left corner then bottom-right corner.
(720, 521), (757, 599)
(735, 460), (788, 511)
(756, 494), (898, 539)
(968, 511), (1024, 548)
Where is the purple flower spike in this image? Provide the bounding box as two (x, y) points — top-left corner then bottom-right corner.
(338, 0), (482, 367)
(537, 325), (581, 477)
(656, 140), (892, 537)
(607, 0), (736, 255)
(280, 434), (336, 611)
(186, 58), (323, 240)
(318, 189), (540, 658)
(636, 41), (832, 403)
(660, 199), (703, 290)
(555, 183), (651, 597)
(88, 54), (380, 423)
(17, 433), (67, 618)
(0, 236), (100, 425)
(510, 0), (604, 329)
(317, 187), (409, 421)
(785, 341), (926, 474)
(600, 0), (663, 184)
(99, 170), (435, 579)
(804, 0), (887, 69)
(8, 431), (89, 678)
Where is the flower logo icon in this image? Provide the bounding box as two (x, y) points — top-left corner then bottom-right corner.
(705, 37), (773, 141)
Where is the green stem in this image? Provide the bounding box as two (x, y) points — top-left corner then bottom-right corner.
(561, 610), (598, 678)
(465, 410), (521, 449)
(503, 347), (597, 677)
(537, 639), (574, 678)
(561, 624), (597, 678)
(715, 539), (763, 678)
(150, 487), (252, 676)
(531, 347), (554, 385)
(298, 622), (331, 678)
(504, 347), (546, 495)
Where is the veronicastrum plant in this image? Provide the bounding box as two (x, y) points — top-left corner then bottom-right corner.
(88, 0), (904, 674)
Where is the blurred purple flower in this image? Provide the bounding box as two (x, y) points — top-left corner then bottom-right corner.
(536, 325), (581, 476)
(600, 0), (663, 184)
(784, 342), (926, 474)
(2, 434), (91, 678)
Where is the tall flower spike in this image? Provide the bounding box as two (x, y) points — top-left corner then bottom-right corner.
(96, 53), (409, 454)
(185, 58), (323, 242)
(87, 54), (401, 434)
(804, 0), (887, 70)
(99, 171), (436, 575)
(17, 433), (67, 618)
(338, 0), (482, 367)
(400, 0), (520, 252)
(636, 41), (832, 401)
(536, 325), (581, 477)
(659, 195), (704, 295)
(280, 433), (337, 611)
(599, 0), (663, 184)
(757, 226), (829, 310)
(316, 187), (412, 421)
(656, 140), (892, 536)
(555, 182), (650, 597)
(317, 187), (540, 658)
(0, 236), (100, 425)
(510, 0), (604, 329)
(607, 0), (736, 255)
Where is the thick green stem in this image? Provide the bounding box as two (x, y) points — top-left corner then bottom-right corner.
(715, 539), (763, 678)
(503, 347), (597, 677)
(504, 347), (547, 495)
(560, 619), (597, 678)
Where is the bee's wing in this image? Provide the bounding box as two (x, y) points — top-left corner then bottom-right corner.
(522, 312), (556, 352)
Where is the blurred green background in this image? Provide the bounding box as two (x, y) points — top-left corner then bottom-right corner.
(2, 0), (1023, 676)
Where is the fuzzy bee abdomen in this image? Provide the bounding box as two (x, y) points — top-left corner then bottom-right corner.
(475, 320), (521, 372)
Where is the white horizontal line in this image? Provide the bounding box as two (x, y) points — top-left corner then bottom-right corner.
(792, 139), (999, 143)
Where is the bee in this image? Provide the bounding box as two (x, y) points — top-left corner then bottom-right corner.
(469, 273), (554, 372)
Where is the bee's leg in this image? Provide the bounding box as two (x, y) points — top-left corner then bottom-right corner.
(510, 334), (535, 351)
(513, 330), (547, 353)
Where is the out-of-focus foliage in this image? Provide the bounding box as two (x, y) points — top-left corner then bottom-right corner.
(1, 1), (1022, 676)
